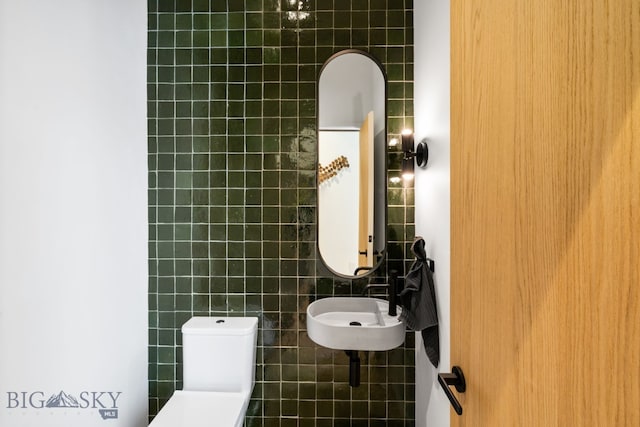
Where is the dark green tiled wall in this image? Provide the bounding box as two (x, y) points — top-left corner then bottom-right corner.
(148, 0), (415, 425)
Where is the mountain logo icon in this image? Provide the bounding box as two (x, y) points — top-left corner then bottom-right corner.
(45, 391), (80, 408)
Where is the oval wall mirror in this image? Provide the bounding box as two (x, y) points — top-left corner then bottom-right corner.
(317, 50), (387, 277)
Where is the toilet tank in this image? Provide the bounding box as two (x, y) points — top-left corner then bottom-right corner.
(181, 316), (258, 393)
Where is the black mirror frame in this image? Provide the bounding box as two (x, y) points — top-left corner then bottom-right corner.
(316, 49), (388, 279)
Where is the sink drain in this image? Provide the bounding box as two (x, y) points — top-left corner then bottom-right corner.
(349, 321), (362, 326)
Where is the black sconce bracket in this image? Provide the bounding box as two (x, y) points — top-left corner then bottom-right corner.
(407, 140), (428, 168)
(401, 133), (429, 176)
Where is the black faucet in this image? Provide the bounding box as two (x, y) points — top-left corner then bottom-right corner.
(361, 269), (399, 316)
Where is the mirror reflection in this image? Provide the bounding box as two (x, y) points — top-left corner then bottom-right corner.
(317, 50), (386, 277)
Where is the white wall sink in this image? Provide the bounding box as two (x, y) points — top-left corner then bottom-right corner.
(306, 297), (405, 351)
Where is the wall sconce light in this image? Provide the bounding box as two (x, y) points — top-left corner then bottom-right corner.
(401, 130), (428, 180)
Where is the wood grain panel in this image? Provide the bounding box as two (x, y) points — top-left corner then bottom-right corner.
(358, 111), (374, 270)
(451, 0), (640, 425)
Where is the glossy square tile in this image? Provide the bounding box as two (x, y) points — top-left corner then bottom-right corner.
(148, 0), (415, 424)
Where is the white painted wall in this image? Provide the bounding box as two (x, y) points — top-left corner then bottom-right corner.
(0, 1), (148, 426)
(318, 131), (360, 275)
(414, 0), (451, 426)
(318, 53), (385, 136)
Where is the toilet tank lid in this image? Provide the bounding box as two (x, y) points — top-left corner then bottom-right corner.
(182, 316), (258, 336)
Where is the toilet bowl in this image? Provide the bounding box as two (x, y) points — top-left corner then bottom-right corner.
(149, 316), (258, 427)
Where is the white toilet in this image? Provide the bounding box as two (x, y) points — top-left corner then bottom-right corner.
(149, 316), (258, 427)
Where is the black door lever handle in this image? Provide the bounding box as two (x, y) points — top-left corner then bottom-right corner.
(437, 366), (466, 415)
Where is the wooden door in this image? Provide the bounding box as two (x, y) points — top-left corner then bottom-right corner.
(358, 111), (374, 271)
(451, 1), (640, 425)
